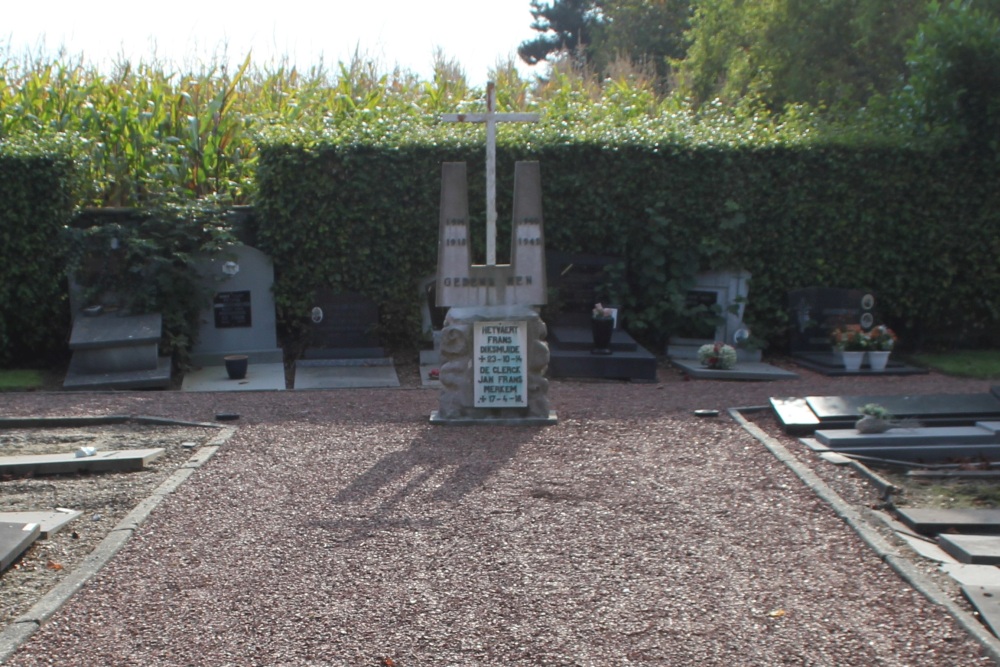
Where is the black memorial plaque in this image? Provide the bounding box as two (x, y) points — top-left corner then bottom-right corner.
(214, 290), (252, 328)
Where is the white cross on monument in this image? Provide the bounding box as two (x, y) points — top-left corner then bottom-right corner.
(441, 81), (539, 266)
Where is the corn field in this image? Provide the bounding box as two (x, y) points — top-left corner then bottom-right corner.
(2, 47), (653, 208)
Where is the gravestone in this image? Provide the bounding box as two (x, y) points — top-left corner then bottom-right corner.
(787, 287), (925, 375)
(418, 275), (448, 386)
(431, 82), (555, 424)
(63, 312), (172, 390)
(181, 244), (285, 391)
(187, 244), (283, 366)
(302, 290), (384, 359)
(788, 287), (873, 354)
(667, 270), (756, 361)
(293, 290), (400, 389)
(544, 252), (658, 381)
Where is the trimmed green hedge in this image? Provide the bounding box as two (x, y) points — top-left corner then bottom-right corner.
(256, 130), (1000, 352)
(0, 140), (76, 366)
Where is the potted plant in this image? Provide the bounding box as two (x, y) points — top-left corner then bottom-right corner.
(867, 325), (897, 371)
(591, 303), (615, 355)
(856, 403), (893, 433)
(830, 325), (870, 371)
(697, 342), (738, 370)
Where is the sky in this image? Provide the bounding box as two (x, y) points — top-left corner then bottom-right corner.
(4, 0), (542, 85)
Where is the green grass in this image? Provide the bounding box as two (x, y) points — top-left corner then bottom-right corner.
(0, 369), (46, 390)
(912, 349), (1000, 379)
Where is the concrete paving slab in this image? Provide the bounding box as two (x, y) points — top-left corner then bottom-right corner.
(419, 365), (441, 388)
(294, 359), (399, 389)
(941, 563), (1000, 587)
(182, 363), (286, 391)
(0, 522), (41, 571)
(0, 449), (164, 476)
(896, 508), (1000, 536)
(0, 509), (82, 538)
(672, 358), (799, 381)
(939, 534), (1000, 564)
(962, 585), (1000, 637)
(896, 531), (959, 563)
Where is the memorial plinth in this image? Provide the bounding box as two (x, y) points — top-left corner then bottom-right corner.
(430, 305), (556, 425)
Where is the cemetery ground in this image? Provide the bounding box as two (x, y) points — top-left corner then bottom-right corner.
(1, 356), (1000, 664)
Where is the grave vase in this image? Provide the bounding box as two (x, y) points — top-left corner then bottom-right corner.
(591, 317), (614, 355)
(841, 351), (864, 371)
(867, 350), (890, 372)
(224, 355), (249, 380)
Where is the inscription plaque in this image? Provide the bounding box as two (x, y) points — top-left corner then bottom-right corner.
(474, 320), (528, 408)
(213, 290), (252, 328)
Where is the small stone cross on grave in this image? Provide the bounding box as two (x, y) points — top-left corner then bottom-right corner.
(441, 82), (539, 267)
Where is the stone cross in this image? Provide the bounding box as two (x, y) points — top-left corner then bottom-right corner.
(441, 81), (539, 266)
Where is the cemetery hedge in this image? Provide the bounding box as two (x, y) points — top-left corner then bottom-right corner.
(0, 139), (76, 366)
(255, 124), (1000, 352)
(2, 116), (999, 368)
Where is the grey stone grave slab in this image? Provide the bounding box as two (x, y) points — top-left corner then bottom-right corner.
(962, 585), (1000, 637)
(896, 507), (1000, 536)
(181, 363), (286, 392)
(0, 449), (164, 476)
(188, 244), (284, 367)
(0, 522), (41, 571)
(64, 312), (171, 390)
(770, 397), (822, 434)
(294, 359), (400, 389)
(0, 509), (82, 538)
(815, 425), (1000, 448)
(938, 534), (1000, 565)
(671, 359), (798, 381)
(807, 394), (1000, 424)
(800, 438), (1000, 462)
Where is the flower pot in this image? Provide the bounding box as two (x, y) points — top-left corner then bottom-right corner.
(856, 414), (892, 434)
(841, 351), (864, 371)
(224, 355), (249, 380)
(591, 317), (614, 355)
(867, 350), (890, 372)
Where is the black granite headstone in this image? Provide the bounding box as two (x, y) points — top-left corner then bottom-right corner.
(788, 287), (874, 353)
(303, 290), (384, 359)
(545, 251), (618, 326)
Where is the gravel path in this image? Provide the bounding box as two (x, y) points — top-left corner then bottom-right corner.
(1, 362), (998, 666)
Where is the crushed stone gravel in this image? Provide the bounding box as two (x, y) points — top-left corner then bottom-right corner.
(1, 359), (998, 666)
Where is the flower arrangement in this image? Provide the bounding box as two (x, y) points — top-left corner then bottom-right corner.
(830, 324), (870, 351)
(858, 403), (892, 419)
(698, 342), (738, 370)
(830, 323), (899, 352)
(592, 303), (614, 319)
(868, 325), (897, 351)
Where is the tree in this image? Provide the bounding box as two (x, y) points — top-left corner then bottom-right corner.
(589, 0), (692, 87)
(905, 1), (1000, 151)
(674, 0), (926, 111)
(518, 0), (604, 67)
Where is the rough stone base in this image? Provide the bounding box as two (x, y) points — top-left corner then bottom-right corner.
(433, 305), (556, 425)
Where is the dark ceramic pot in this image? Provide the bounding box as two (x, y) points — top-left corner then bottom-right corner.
(224, 355), (249, 380)
(591, 317), (614, 355)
